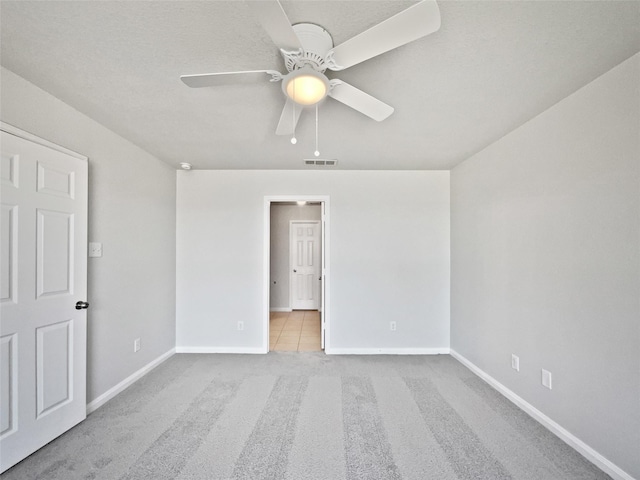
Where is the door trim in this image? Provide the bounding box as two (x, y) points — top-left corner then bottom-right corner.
(1, 122), (87, 161)
(263, 195), (330, 353)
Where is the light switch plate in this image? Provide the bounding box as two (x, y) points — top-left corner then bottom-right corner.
(511, 354), (520, 372)
(542, 369), (553, 389)
(89, 242), (103, 257)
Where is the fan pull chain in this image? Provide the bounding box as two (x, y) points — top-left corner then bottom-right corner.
(314, 104), (320, 157)
(291, 81), (297, 144)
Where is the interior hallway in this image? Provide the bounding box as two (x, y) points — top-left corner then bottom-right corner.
(269, 310), (322, 352)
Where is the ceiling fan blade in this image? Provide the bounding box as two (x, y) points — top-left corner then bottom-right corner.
(276, 99), (303, 135)
(329, 81), (394, 121)
(180, 70), (278, 88)
(327, 0), (441, 71)
(246, 0), (303, 51)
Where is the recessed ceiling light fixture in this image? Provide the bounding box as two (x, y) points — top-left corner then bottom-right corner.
(180, 162), (192, 170)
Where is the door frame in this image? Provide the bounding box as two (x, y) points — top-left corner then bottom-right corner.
(289, 220), (321, 311)
(263, 195), (330, 353)
(1, 122), (87, 161)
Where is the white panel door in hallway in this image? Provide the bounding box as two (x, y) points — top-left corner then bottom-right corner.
(0, 128), (88, 472)
(290, 221), (321, 310)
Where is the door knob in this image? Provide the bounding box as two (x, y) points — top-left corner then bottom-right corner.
(75, 301), (89, 310)
(293, 269), (297, 272)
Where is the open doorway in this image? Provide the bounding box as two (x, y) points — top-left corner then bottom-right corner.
(263, 196), (329, 353)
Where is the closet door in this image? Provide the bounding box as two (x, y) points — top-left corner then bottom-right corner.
(290, 221), (321, 310)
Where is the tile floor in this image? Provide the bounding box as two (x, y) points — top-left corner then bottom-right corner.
(270, 310), (322, 352)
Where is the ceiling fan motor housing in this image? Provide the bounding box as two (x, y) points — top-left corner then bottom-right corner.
(285, 23), (334, 73)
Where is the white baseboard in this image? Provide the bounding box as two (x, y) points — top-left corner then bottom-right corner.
(449, 349), (635, 480)
(86, 347), (176, 414)
(326, 347), (450, 355)
(175, 346), (266, 354)
(269, 307), (292, 312)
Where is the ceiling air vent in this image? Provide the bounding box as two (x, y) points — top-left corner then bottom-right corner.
(304, 159), (338, 166)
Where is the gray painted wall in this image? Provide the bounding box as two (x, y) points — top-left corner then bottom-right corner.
(1, 67), (177, 404)
(176, 170), (450, 352)
(270, 204), (321, 310)
(451, 54), (640, 477)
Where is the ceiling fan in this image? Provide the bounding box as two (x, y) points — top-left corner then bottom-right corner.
(180, 0), (441, 137)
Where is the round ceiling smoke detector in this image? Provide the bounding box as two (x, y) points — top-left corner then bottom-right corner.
(180, 162), (192, 170)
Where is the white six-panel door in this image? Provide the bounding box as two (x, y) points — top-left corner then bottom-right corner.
(0, 128), (88, 472)
(290, 221), (321, 310)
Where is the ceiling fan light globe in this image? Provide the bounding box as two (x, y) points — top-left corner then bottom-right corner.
(283, 69), (329, 106)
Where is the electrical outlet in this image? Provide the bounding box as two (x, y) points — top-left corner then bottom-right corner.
(542, 369), (552, 389)
(134, 338), (141, 352)
(390, 321), (397, 331)
(237, 321), (244, 331)
(511, 354), (520, 372)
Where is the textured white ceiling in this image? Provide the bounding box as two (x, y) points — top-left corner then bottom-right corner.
(1, 1), (639, 170)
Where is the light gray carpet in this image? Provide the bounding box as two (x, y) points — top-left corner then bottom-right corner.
(2, 353), (611, 480)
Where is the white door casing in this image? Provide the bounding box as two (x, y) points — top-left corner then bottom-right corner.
(320, 203), (326, 349)
(0, 126), (88, 473)
(290, 221), (321, 310)
(263, 196), (330, 354)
